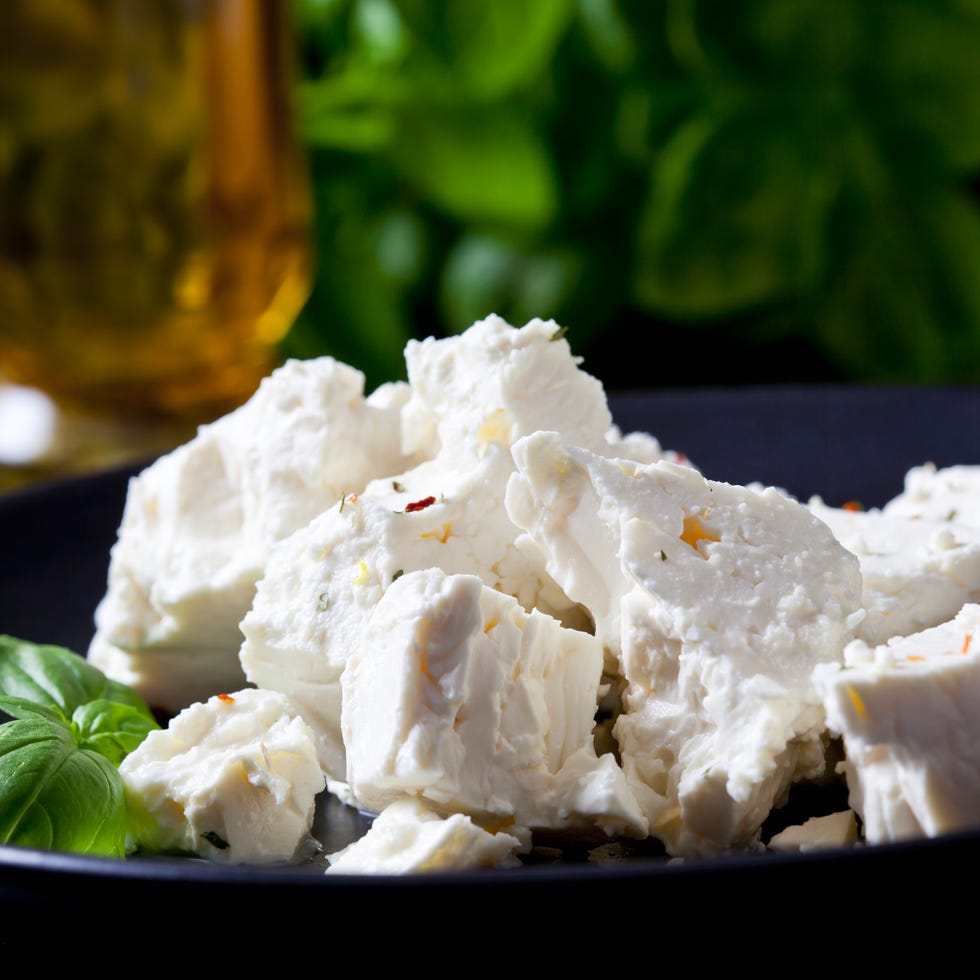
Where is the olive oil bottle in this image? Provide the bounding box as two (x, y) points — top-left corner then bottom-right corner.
(0, 0), (311, 441)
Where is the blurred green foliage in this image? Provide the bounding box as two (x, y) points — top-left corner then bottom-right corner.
(285, 0), (980, 391)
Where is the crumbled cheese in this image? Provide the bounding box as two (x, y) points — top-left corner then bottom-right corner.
(506, 430), (863, 857)
(240, 315), (679, 780)
(767, 810), (859, 853)
(120, 688), (325, 864)
(883, 463), (980, 526)
(87, 313), (980, 874)
(89, 357), (424, 714)
(340, 567), (647, 840)
(325, 797), (524, 874)
(809, 496), (980, 644)
(813, 603), (980, 844)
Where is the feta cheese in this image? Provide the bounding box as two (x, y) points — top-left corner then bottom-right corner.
(120, 688), (325, 864)
(813, 603), (980, 844)
(240, 315), (673, 779)
(340, 567), (647, 840)
(808, 496), (980, 644)
(883, 463), (980, 526)
(325, 797), (524, 874)
(399, 313), (613, 461)
(239, 453), (580, 779)
(89, 357), (423, 714)
(506, 430), (863, 857)
(766, 810), (859, 853)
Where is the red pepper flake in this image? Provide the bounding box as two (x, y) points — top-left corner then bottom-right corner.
(843, 500), (863, 512)
(217, 693), (234, 703)
(962, 635), (973, 655)
(405, 496), (437, 513)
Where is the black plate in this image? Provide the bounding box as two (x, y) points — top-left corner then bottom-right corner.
(3, 385), (980, 932)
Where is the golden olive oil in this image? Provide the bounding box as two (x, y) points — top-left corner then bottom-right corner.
(0, 0), (311, 425)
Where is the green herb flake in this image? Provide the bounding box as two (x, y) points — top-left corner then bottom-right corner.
(316, 593), (328, 612)
(201, 830), (230, 850)
(660, 550), (668, 561)
(392, 481), (405, 492)
(549, 325), (568, 342)
(392, 569), (404, 582)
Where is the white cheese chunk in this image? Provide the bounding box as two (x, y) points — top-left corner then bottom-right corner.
(808, 496), (980, 644)
(89, 357), (423, 713)
(506, 431), (863, 857)
(883, 463), (980, 526)
(325, 797), (524, 874)
(813, 603), (980, 844)
(766, 810), (859, 853)
(399, 313), (613, 461)
(120, 688), (325, 864)
(239, 452), (581, 779)
(340, 567), (647, 840)
(240, 315), (672, 779)
(604, 425), (693, 469)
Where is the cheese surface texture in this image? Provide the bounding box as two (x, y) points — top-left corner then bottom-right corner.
(325, 797), (524, 873)
(89, 357), (422, 714)
(84, 313), (980, 874)
(813, 603), (980, 844)
(808, 497), (980, 644)
(341, 567), (647, 839)
(883, 463), (980, 526)
(506, 431), (863, 856)
(120, 688), (325, 864)
(239, 315), (678, 780)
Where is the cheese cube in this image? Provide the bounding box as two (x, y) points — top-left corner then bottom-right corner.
(766, 810), (858, 853)
(506, 431), (863, 857)
(341, 567), (647, 840)
(89, 357), (423, 713)
(120, 688), (325, 864)
(325, 797), (523, 874)
(813, 603), (980, 844)
(809, 496), (980, 643)
(240, 315), (678, 779)
(883, 463), (980, 526)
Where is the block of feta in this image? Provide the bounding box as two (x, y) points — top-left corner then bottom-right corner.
(813, 603), (980, 844)
(240, 315), (682, 778)
(120, 688), (325, 864)
(399, 313), (612, 461)
(240, 454), (580, 779)
(808, 496), (980, 644)
(506, 431), (864, 857)
(325, 797), (524, 874)
(766, 810), (858, 853)
(883, 463), (980, 526)
(340, 567), (647, 841)
(89, 356), (424, 714)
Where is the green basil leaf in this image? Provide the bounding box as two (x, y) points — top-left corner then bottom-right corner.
(0, 634), (155, 720)
(394, 107), (558, 229)
(0, 694), (66, 726)
(818, 186), (980, 382)
(0, 716), (126, 857)
(397, 0), (572, 101)
(71, 699), (161, 768)
(633, 108), (832, 317)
